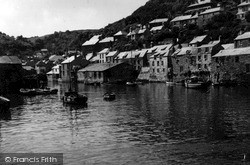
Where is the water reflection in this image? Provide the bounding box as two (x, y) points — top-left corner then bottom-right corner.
(0, 83), (249, 164)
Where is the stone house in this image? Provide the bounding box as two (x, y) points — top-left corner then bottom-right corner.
(135, 49), (149, 71)
(186, 0), (213, 14)
(170, 14), (198, 28)
(114, 31), (128, 42)
(77, 62), (136, 84)
(172, 46), (198, 82)
(196, 40), (220, 71)
(46, 65), (60, 81)
(212, 47), (250, 85)
(234, 31), (250, 48)
(198, 6), (224, 28)
(0, 56), (23, 94)
(237, 0), (250, 20)
(82, 35), (101, 57)
(106, 51), (119, 63)
(149, 18), (169, 28)
(189, 35), (210, 47)
(99, 37), (114, 50)
(98, 48), (110, 63)
(148, 44), (173, 82)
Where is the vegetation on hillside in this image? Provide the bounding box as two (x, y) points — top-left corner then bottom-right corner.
(0, 0), (247, 59)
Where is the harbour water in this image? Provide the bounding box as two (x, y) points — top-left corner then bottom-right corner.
(0, 83), (249, 164)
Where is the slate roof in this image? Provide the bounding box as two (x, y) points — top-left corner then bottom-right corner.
(235, 32), (250, 40)
(82, 35), (101, 46)
(213, 47), (250, 57)
(116, 52), (128, 59)
(200, 7), (223, 15)
(149, 18), (168, 24)
(78, 63), (120, 72)
(198, 40), (220, 48)
(170, 14), (198, 23)
(125, 51), (140, 59)
(89, 55), (99, 62)
(114, 31), (127, 36)
(189, 35), (207, 44)
(138, 29), (146, 34)
(188, 0), (212, 8)
(148, 44), (173, 53)
(150, 25), (163, 31)
(238, 1), (250, 7)
(49, 55), (64, 61)
(86, 53), (94, 61)
(106, 51), (119, 57)
(174, 47), (197, 56)
(0, 56), (22, 64)
(99, 37), (114, 43)
(61, 55), (79, 64)
(138, 49), (148, 58)
(221, 43), (234, 50)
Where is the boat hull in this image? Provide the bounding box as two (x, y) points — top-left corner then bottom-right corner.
(62, 92), (88, 105)
(103, 93), (116, 101)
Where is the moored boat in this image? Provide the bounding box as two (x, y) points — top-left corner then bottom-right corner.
(62, 91), (88, 105)
(103, 92), (116, 101)
(185, 76), (208, 89)
(126, 81), (137, 86)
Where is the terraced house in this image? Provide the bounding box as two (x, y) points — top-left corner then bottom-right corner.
(148, 44), (173, 82)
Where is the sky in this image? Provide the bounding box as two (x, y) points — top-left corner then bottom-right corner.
(0, 0), (148, 37)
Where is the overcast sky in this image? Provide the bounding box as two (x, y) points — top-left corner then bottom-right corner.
(0, 0), (148, 37)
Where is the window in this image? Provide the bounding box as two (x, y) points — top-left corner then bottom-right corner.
(198, 64), (201, 69)
(205, 47), (209, 52)
(198, 56), (201, 61)
(94, 72), (97, 78)
(198, 48), (201, 52)
(157, 61), (160, 66)
(152, 69), (155, 73)
(157, 69), (160, 73)
(235, 56), (239, 63)
(98, 72), (102, 79)
(180, 66), (184, 72)
(204, 64), (207, 69)
(246, 64), (250, 73)
(204, 55), (207, 61)
(152, 61), (155, 66)
(163, 68), (165, 72)
(161, 61), (164, 66)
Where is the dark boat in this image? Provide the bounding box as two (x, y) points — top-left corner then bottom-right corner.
(62, 91), (88, 105)
(103, 92), (116, 101)
(0, 96), (10, 112)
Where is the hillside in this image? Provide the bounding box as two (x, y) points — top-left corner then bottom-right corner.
(0, 0), (245, 58)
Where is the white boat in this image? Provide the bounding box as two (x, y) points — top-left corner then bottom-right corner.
(166, 81), (175, 86)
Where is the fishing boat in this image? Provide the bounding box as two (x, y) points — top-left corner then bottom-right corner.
(62, 91), (88, 105)
(0, 96), (10, 112)
(62, 65), (88, 105)
(185, 76), (207, 89)
(103, 92), (116, 101)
